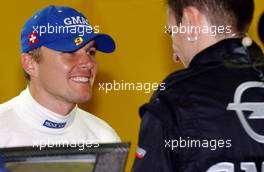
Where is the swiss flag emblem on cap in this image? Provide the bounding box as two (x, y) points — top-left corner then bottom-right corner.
(28, 31), (38, 46)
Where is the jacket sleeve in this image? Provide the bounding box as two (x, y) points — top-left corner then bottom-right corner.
(131, 111), (174, 172)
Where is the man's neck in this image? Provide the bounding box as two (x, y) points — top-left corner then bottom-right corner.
(186, 36), (220, 67)
(28, 84), (76, 116)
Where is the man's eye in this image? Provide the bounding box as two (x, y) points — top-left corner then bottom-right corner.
(87, 49), (96, 57)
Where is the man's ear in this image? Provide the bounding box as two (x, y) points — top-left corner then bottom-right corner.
(182, 6), (200, 27)
(21, 53), (38, 78)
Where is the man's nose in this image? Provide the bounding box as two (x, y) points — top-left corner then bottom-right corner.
(77, 52), (96, 69)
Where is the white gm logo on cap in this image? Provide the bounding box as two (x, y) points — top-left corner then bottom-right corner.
(64, 16), (89, 25)
(227, 81), (264, 143)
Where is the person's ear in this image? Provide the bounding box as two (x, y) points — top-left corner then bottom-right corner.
(21, 53), (38, 78)
(182, 6), (200, 42)
(182, 6), (200, 27)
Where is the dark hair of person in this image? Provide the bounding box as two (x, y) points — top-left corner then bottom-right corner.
(167, 0), (254, 32)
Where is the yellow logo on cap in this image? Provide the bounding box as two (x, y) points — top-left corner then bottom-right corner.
(74, 37), (83, 46)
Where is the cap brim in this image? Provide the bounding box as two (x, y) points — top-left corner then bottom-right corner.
(43, 33), (115, 53)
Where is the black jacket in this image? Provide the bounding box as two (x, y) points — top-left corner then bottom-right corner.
(132, 38), (264, 172)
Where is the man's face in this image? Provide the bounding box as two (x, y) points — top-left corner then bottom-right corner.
(33, 40), (97, 104)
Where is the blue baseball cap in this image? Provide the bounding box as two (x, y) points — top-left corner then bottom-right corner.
(21, 5), (115, 53)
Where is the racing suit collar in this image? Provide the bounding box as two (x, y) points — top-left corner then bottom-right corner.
(153, 38), (263, 99)
(188, 38), (243, 68)
(13, 87), (77, 133)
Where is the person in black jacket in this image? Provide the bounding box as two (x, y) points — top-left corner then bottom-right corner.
(132, 0), (264, 171)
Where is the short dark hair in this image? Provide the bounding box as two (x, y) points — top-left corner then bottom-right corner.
(167, 0), (254, 32)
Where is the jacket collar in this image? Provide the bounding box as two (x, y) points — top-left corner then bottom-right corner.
(188, 38), (243, 68)
(151, 38), (263, 101)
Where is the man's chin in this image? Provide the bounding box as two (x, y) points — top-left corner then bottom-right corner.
(74, 93), (92, 104)
(70, 85), (93, 103)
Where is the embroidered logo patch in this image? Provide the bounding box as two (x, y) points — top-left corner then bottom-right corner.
(43, 120), (66, 129)
(74, 37), (83, 46)
(28, 31), (38, 46)
(227, 81), (264, 143)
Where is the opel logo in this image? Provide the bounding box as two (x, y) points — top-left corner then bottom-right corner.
(227, 81), (264, 143)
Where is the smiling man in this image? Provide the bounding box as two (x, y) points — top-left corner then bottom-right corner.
(0, 5), (120, 147)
